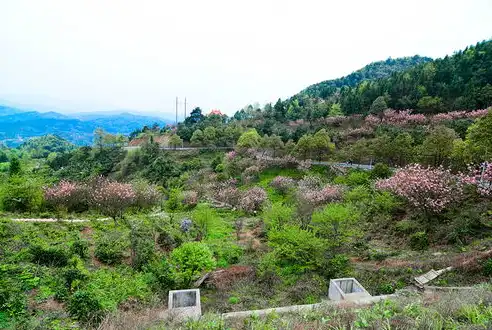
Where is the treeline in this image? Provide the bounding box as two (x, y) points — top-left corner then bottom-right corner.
(299, 55), (432, 99)
(234, 40), (492, 124)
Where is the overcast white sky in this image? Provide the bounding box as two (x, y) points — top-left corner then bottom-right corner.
(1, 0), (491, 117)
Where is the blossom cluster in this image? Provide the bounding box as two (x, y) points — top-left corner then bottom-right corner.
(365, 109), (489, 128)
(239, 187), (267, 214)
(44, 180), (87, 210)
(91, 179), (137, 219)
(226, 151), (237, 161)
(375, 164), (463, 213)
(461, 162), (492, 197)
(254, 153), (306, 169)
(270, 176), (296, 194)
(298, 183), (343, 207)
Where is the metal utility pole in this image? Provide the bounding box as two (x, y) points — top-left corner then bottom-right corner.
(175, 97), (178, 126)
(184, 97), (187, 119)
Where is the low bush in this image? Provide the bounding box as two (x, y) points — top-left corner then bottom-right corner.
(146, 258), (175, 292)
(345, 170), (371, 186)
(68, 290), (105, 324)
(206, 240), (243, 268)
(94, 230), (129, 265)
(30, 244), (70, 267)
(370, 163), (392, 179)
(263, 202), (294, 230)
(170, 242), (216, 287)
(1, 176), (44, 213)
(483, 258), (492, 276)
(409, 231), (429, 250)
(70, 238), (89, 260)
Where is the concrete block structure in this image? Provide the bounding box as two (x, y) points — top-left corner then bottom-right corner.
(167, 289), (201, 320)
(329, 278), (371, 301)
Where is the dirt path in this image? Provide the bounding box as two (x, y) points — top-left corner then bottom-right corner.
(11, 217), (110, 223)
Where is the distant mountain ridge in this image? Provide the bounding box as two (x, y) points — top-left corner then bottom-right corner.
(0, 106), (171, 146)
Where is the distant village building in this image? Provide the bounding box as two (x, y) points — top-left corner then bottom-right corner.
(209, 109), (223, 116)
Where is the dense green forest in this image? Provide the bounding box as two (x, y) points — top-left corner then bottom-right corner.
(298, 56), (432, 99)
(233, 40), (492, 127)
(1, 40), (492, 329)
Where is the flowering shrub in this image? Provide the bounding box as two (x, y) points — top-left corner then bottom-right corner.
(131, 180), (162, 209)
(364, 109), (489, 128)
(298, 184), (343, 207)
(226, 151), (237, 161)
(180, 218), (193, 232)
(298, 176), (323, 191)
(181, 190), (199, 207)
(462, 162), (492, 197)
(44, 180), (88, 212)
(242, 165), (262, 183)
(239, 187), (267, 214)
(214, 186), (241, 207)
(297, 159), (312, 171)
(270, 176), (295, 194)
(375, 164), (462, 213)
(90, 179), (136, 220)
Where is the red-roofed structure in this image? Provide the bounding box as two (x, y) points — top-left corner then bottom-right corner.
(209, 109), (223, 116)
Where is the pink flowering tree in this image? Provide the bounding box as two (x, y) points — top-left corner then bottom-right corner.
(462, 162), (492, 197)
(270, 176), (296, 194)
(375, 164), (463, 214)
(297, 184), (343, 208)
(239, 187), (267, 214)
(90, 179), (136, 221)
(44, 180), (88, 216)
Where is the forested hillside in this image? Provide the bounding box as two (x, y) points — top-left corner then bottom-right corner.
(233, 40), (491, 126)
(298, 56), (432, 99)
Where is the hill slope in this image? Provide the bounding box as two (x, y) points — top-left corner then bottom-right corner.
(298, 56), (433, 99)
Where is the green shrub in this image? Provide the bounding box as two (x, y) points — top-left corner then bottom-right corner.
(94, 230), (128, 265)
(85, 267), (151, 308)
(263, 203), (294, 230)
(228, 296), (240, 304)
(146, 258), (175, 291)
(369, 191), (400, 215)
(68, 290), (105, 324)
(370, 163), (392, 179)
(262, 226), (327, 276)
(170, 242), (216, 286)
(131, 236), (155, 271)
(166, 188), (182, 212)
(206, 240), (243, 268)
(320, 254), (351, 279)
(377, 282), (395, 294)
(395, 219), (418, 234)
(0, 176), (44, 213)
(311, 203), (360, 247)
(483, 259), (492, 276)
(344, 186), (372, 204)
(63, 268), (88, 292)
(409, 231), (429, 250)
(30, 245), (70, 267)
(70, 238), (89, 260)
(345, 171), (371, 186)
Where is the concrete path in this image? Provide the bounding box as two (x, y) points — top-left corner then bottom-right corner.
(10, 217), (110, 223)
(221, 294), (396, 319)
